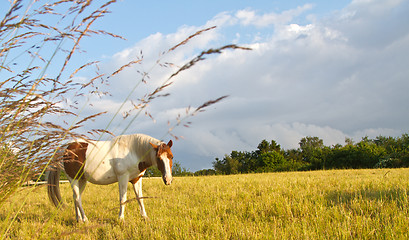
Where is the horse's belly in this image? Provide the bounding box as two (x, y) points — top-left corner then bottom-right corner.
(84, 166), (117, 185)
(83, 144), (118, 185)
(84, 155), (118, 185)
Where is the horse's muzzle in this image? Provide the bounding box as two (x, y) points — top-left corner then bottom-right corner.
(163, 176), (172, 185)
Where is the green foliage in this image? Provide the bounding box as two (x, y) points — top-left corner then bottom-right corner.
(143, 161), (193, 177)
(256, 139), (281, 154)
(213, 139), (304, 174)
(213, 133), (409, 175)
(299, 136), (324, 151)
(213, 154), (243, 175)
(172, 161), (193, 176)
(257, 151), (285, 172)
(299, 136), (326, 170)
(374, 134), (409, 167)
(194, 168), (216, 176)
(223, 154), (241, 174)
(144, 167), (162, 177)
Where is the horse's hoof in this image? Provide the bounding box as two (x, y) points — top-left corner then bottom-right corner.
(76, 218), (88, 223)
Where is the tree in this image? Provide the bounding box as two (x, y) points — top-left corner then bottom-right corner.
(256, 140), (281, 155)
(355, 140), (386, 168)
(256, 151), (286, 172)
(213, 151), (251, 174)
(299, 136), (324, 151)
(172, 161), (193, 176)
(345, 137), (354, 146)
(144, 167), (162, 177)
(213, 157), (227, 174)
(230, 151), (253, 173)
(299, 136), (325, 170)
(397, 134), (409, 166)
(224, 155), (241, 174)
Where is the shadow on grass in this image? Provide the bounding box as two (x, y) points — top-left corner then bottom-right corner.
(325, 187), (409, 208)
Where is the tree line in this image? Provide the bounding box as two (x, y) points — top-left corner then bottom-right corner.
(152, 133), (409, 176)
(209, 134), (409, 175)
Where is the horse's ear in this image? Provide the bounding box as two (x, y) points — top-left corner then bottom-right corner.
(149, 142), (159, 149)
(167, 140), (173, 148)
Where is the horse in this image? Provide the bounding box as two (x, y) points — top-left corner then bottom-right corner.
(47, 133), (173, 222)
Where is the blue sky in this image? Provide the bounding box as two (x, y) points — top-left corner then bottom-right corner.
(2, 0), (409, 171)
(81, 0), (351, 58)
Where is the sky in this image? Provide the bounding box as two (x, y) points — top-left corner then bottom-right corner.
(3, 0), (409, 171)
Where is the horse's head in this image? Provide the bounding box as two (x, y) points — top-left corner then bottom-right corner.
(150, 140), (173, 185)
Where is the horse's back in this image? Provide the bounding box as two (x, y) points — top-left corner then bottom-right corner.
(82, 134), (160, 185)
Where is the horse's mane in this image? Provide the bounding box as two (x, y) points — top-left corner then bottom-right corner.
(113, 133), (162, 158)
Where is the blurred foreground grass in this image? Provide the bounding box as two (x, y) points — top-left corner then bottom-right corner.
(1, 168), (409, 239)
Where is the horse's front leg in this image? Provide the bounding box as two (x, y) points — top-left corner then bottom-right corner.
(131, 177), (148, 219)
(117, 174), (129, 220)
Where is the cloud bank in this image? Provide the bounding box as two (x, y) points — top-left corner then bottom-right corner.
(85, 0), (409, 170)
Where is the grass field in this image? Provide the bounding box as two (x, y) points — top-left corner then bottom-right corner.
(1, 168), (409, 239)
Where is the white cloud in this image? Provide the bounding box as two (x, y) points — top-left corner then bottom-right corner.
(88, 0), (409, 170)
(235, 4), (314, 28)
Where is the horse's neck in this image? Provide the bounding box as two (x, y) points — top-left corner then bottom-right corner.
(134, 144), (157, 169)
(116, 134), (160, 166)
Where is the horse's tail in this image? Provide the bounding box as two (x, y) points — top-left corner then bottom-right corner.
(47, 166), (63, 207)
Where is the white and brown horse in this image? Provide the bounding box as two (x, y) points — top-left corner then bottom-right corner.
(47, 133), (173, 222)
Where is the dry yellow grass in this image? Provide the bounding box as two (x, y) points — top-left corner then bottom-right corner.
(1, 168), (409, 239)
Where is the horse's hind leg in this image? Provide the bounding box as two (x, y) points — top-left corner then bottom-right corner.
(118, 174), (129, 220)
(131, 177), (148, 219)
(70, 178), (88, 222)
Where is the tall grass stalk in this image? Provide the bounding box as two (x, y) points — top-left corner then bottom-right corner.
(1, 0), (248, 237)
(0, 0), (124, 235)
